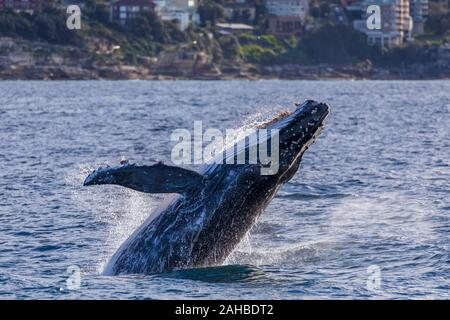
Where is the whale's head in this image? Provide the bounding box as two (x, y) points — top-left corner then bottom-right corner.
(261, 100), (330, 178)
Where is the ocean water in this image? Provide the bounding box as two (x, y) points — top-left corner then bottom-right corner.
(0, 80), (449, 299)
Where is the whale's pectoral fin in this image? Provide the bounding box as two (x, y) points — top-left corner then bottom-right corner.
(83, 163), (204, 195)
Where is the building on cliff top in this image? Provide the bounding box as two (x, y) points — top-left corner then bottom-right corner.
(345, 0), (414, 49)
(111, 0), (156, 25)
(153, 0), (199, 31)
(265, 0), (309, 36)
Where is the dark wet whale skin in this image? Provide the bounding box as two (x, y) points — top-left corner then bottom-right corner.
(103, 100), (330, 275)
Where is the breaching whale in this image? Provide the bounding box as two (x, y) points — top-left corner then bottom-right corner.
(84, 100), (330, 275)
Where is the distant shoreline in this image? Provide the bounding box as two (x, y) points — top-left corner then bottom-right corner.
(1, 66), (449, 81)
(1, 35), (449, 82)
(1, 77), (449, 81)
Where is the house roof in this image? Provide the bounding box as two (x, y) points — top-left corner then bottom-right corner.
(216, 23), (254, 30)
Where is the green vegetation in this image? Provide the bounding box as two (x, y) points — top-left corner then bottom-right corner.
(230, 25), (375, 66)
(238, 34), (282, 64)
(300, 24), (375, 64)
(198, 0), (226, 27)
(0, 7), (83, 45)
(217, 34), (240, 61)
(425, 0), (450, 37)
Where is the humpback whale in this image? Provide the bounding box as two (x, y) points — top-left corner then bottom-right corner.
(84, 100), (330, 275)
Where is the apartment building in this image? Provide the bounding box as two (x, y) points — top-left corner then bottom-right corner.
(111, 0), (156, 25)
(350, 0), (413, 48)
(266, 0), (309, 18)
(154, 0), (199, 31)
(265, 0), (309, 36)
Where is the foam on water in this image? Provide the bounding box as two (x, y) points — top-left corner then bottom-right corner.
(326, 192), (437, 245)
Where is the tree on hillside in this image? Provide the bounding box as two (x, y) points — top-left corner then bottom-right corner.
(300, 24), (373, 64)
(426, 0), (450, 35)
(218, 34), (240, 61)
(251, 0), (268, 32)
(198, 0), (226, 27)
(85, 0), (111, 24)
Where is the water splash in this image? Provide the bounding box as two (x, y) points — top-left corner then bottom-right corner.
(202, 106), (286, 164)
(228, 241), (334, 267)
(66, 163), (160, 274)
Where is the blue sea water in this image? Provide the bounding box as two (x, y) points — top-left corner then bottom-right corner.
(0, 80), (449, 299)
